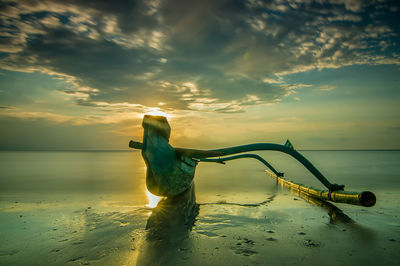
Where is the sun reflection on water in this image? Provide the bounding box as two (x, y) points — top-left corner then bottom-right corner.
(146, 188), (162, 208)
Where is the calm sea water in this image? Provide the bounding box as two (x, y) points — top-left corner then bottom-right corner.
(0, 150), (399, 207)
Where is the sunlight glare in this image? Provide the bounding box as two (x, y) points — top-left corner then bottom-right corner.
(141, 108), (172, 119)
(146, 188), (162, 208)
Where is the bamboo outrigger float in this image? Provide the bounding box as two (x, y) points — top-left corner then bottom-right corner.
(265, 171), (376, 207)
(130, 115), (376, 207)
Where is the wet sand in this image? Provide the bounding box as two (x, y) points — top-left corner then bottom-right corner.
(1, 188), (399, 266)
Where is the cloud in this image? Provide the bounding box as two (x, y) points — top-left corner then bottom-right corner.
(318, 85), (336, 91)
(0, 104), (147, 125)
(0, 0), (399, 114)
(263, 77), (283, 84)
(0, 110), (74, 123)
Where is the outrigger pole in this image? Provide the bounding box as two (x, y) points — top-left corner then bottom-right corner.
(129, 115), (376, 207)
(199, 155), (376, 207)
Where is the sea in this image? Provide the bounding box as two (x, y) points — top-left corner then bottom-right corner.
(0, 150), (399, 265)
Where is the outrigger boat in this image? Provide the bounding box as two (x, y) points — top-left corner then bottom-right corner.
(129, 115), (376, 207)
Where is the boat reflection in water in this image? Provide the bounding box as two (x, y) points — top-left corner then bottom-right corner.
(136, 184), (199, 265)
(146, 183), (199, 240)
(288, 187), (354, 224)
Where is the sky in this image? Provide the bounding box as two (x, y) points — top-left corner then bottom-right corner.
(0, 0), (399, 150)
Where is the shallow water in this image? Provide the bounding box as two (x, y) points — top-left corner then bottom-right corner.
(0, 150), (399, 265)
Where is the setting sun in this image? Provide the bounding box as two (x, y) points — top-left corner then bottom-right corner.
(141, 108), (172, 119)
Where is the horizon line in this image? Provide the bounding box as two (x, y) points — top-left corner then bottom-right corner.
(1, 149), (400, 152)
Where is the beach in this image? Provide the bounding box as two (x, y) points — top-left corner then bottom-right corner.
(1, 150), (399, 265)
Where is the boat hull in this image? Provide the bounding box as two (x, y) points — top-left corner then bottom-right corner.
(141, 115), (197, 197)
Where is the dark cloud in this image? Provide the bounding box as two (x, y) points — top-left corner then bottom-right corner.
(0, 0), (399, 112)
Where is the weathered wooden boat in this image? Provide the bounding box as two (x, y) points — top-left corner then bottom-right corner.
(130, 115), (376, 207)
(130, 115), (198, 197)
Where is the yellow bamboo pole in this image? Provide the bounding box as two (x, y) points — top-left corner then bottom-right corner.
(266, 171), (376, 207)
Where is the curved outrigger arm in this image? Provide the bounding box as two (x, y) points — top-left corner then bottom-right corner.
(197, 143), (345, 191)
(198, 153), (283, 177)
(129, 141), (344, 191)
(198, 152), (375, 207)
